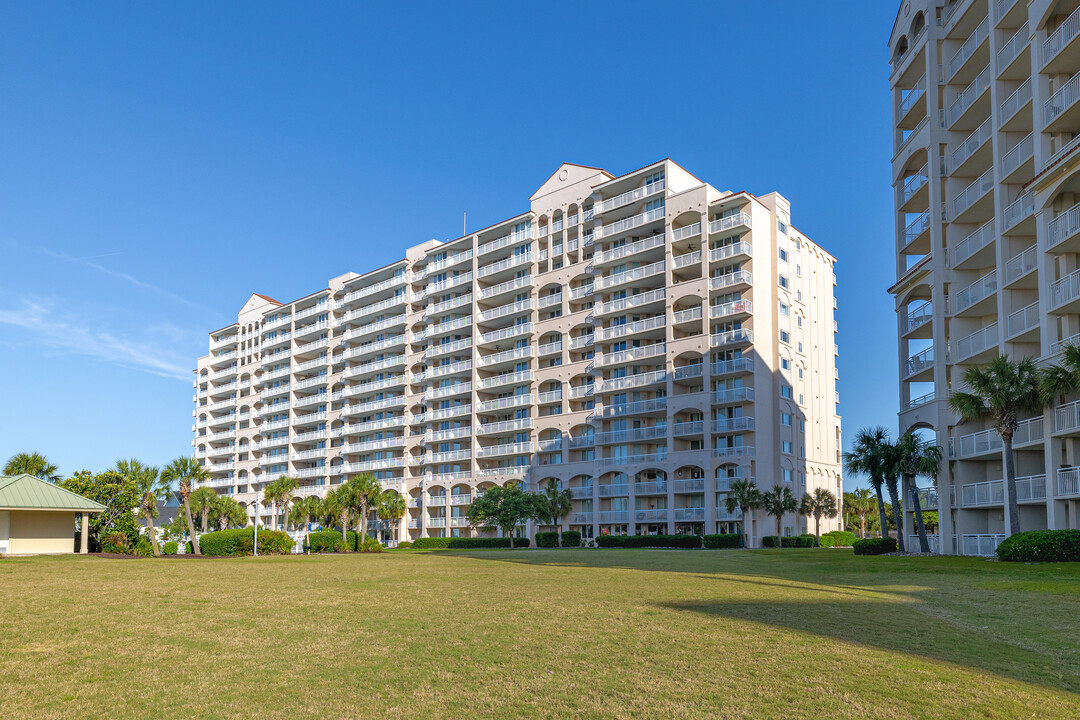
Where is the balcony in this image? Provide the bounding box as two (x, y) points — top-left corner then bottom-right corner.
(672, 222), (701, 242)
(1055, 398), (1080, 435)
(476, 442), (534, 458)
(953, 323), (999, 363)
(710, 299), (753, 321)
(596, 260), (666, 290)
(596, 288), (666, 316)
(596, 207), (665, 239)
(902, 301), (933, 336)
(424, 294), (473, 318)
(949, 168), (994, 222)
(999, 80), (1032, 132)
(477, 252), (532, 278)
(569, 511), (594, 523)
(597, 398), (667, 418)
(673, 250), (701, 269)
(902, 211), (930, 251)
(898, 76), (927, 126)
(713, 446), (755, 461)
(709, 212), (752, 235)
(425, 272), (473, 297)
(711, 328), (753, 348)
(956, 415), (1041, 458)
(598, 511), (629, 524)
(479, 274), (531, 301)
(425, 382), (471, 401)
(946, 17), (989, 83)
(477, 394), (533, 413)
(478, 323), (532, 345)
(425, 426), (472, 443)
(951, 271), (996, 315)
(949, 119), (992, 176)
(713, 387), (754, 404)
(904, 346), (934, 379)
(477, 228), (532, 257)
(598, 179), (666, 214)
(1047, 200), (1080, 253)
(1045, 73), (1080, 131)
(1000, 133), (1034, 183)
(1059, 467), (1080, 498)
(336, 274), (408, 307)
(477, 345), (531, 367)
(1002, 192), (1035, 235)
(708, 241), (753, 264)
(428, 449), (471, 464)
(479, 299), (532, 323)
(712, 417), (755, 433)
(596, 343), (666, 366)
(425, 337), (471, 360)
(1050, 268), (1080, 312)
(1042, 5), (1080, 72)
(477, 370), (532, 391)
(709, 270), (753, 292)
(600, 368), (667, 393)
(947, 65), (990, 129)
(1004, 245), (1038, 286)
(476, 418), (533, 436)
(597, 314), (666, 342)
(598, 453), (666, 470)
(1006, 301), (1039, 340)
(593, 234), (666, 265)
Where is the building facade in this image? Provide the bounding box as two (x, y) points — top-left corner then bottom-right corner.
(889, 0), (1080, 555)
(192, 159), (843, 545)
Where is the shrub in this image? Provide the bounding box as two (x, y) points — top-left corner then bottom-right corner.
(819, 530), (857, 548)
(411, 537), (527, 550)
(163, 541), (179, 556)
(797, 534), (819, 548)
(853, 537), (898, 556)
(395, 541), (413, 549)
(996, 530), (1080, 562)
(762, 536), (801, 548)
(703, 533), (742, 549)
(358, 536), (384, 553)
(561, 530), (581, 547)
(133, 536), (155, 557)
(595, 534), (702, 549)
(185, 541), (194, 555)
(307, 531), (348, 553)
(199, 528), (294, 556)
(100, 531), (130, 554)
(535, 531), (560, 548)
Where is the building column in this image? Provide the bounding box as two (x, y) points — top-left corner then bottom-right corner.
(80, 513), (89, 553)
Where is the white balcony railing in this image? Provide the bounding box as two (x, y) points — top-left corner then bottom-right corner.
(1006, 301), (1039, 338)
(953, 322), (999, 361)
(949, 118), (992, 173)
(598, 179), (666, 214)
(1045, 73), (1080, 127)
(948, 65), (990, 127)
(596, 207), (665, 239)
(1043, 6), (1080, 66)
(1004, 245), (1038, 284)
(1051, 268), (1080, 310)
(952, 271), (997, 314)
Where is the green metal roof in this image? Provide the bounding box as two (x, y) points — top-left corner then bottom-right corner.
(0, 474), (106, 512)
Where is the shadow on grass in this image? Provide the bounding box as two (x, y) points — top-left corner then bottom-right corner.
(438, 548), (1080, 696)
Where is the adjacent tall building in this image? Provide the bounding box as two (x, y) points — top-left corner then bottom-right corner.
(889, 0), (1080, 554)
(192, 159), (843, 545)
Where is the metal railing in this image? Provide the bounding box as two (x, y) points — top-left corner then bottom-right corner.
(1043, 6), (1080, 66)
(948, 65), (990, 127)
(1006, 301), (1038, 338)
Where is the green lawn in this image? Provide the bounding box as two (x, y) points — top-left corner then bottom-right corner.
(1, 549), (1078, 719)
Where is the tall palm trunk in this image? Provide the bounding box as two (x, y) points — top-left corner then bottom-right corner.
(340, 509), (349, 545)
(905, 472), (931, 552)
(201, 507), (210, 533)
(144, 507), (161, 557)
(182, 496), (202, 556)
(814, 514), (821, 539)
(1003, 433), (1021, 535)
(873, 484), (889, 541)
(884, 476), (905, 552)
(358, 501), (369, 545)
(774, 516), (782, 547)
(741, 507), (750, 548)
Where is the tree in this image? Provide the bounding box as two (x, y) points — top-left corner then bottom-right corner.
(263, 475), (298, 531)
(950, 354), (1044, 536)
(161, 456), (207, 556)
(376, 490), (407, 544)
(4, 452), (60, 482)
(725, 478), (762, 548)
(844, 427), (892, 540)
(761, 485), (798, 546)
(879, 440), (906, 552)
(190, 486), (218, 532)
(117, 458), (169, 557)
(322, 487), (352, 544)
(843, 489), (877, 538)
(289, 495), (321, 531)
(799, 487), (838, 539)
(58, 470), (140, 551)
(894, 432), (942, 553)
(210, 495), (247, 530)
(467, 483), (533, 549)
(531, 480), (572, 546)
(343, 474), (382, 545)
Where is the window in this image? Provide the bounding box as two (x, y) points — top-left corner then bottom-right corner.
(796, 264), (802, 276)
(798, 368), (804, 379)
(779, 221), (788, 235)
(779, 248), (788, 262)
(780, 330), (790, 344)
(780, 358), (791, 370)
(781, 385), (793, 399)
(797, 316), (803, 328)
(779, 303), (789, 316)
(781, 413), (792, 426)
(782, 441), (793, 454)
(779, 275), (789, 289)
(782, 469), (794, 483)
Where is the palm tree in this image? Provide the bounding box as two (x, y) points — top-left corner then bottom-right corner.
(725, 478), (762, 548)
(263, 475), (298, 531)
(343, 474), (382, 545)
(880, 440), (906, 552)
(289, 495), (321, 531)
(376, 490), (407, 545)
(799, 487), (838, 539)
(761, 485), (797, 547)
(843, 427), (891, 540)
(533, 479), (573, 546)
(4, 452), (60, 481)
(322, 487), (351, 544)
(161, 456), (207, 556)
(894, 432), (942, 553)
(117, 458), (168, 557)
(211, 495), (247, 530)
(190, 486), (218, 532)
(950, 354), (1043, 536)
(844, 489), (876, 538)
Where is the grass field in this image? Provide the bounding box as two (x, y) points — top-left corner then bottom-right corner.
(1, 549), (1078, 720)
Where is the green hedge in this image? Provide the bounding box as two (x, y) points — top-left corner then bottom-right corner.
(797, 534), (819, 548)
(396, 541), (413, 549)
(996, 530), (1080, 562)
(853, 537), (897, 556)
(307, 530), (351, 553)
(819, 530), (857, 548)
(561, 530), (581, 547)
(596, 534), (702, 549)
(411, 536), (529, 549)
(163, 541), (179, 556)
(199, 528), (295, 556)
(703, 533), (743, 549)
(535, 531), (559, 548)
(762, 536), (795, 548)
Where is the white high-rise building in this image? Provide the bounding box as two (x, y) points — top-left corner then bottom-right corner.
(192, 159), (843, 545)
(889, 0), (1080, 555)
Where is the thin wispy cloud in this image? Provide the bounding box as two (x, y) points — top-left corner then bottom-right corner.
(35, 246), (215, 313)
(0, 300), (192, 381)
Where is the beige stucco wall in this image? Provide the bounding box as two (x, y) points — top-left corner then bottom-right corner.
(7, 510), (76, 555)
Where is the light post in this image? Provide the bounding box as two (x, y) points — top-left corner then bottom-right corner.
(253, 488), (261, 557)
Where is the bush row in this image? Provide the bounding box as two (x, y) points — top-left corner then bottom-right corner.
(996, 530), (1080, 562)
(819, 530), (857, 548)
(596, 534), (702, 549)
(762, 535), (819, 548)
(411, 536), (530, 550)
(199, 528), (294, 556)
(534, 530), (584, 548)
(304, 530), (384, 553)
(703, 533), (743, 549)
(852, 537), (897, 555)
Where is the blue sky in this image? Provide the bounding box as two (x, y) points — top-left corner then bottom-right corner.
(0, 1), (900, 485)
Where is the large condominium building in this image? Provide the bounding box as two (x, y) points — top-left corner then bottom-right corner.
(192, 159), (842, 545)
(889, 0), (1080, 555)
